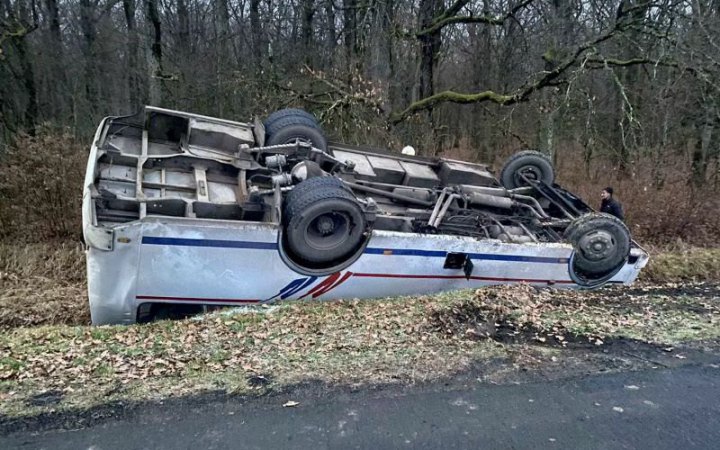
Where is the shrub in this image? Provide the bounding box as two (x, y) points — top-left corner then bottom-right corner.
(0, 127), (86, 242)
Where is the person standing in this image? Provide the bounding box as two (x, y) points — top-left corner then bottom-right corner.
(600, 187), (624, 221)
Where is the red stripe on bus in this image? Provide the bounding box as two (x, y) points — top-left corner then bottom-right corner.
(352, 273), (574, 284)
(136, 295), (260, 303)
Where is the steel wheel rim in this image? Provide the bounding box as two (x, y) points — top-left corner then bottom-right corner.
(303, 211), (351, 251)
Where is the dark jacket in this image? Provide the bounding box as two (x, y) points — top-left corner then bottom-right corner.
(600, 197), (624, 221)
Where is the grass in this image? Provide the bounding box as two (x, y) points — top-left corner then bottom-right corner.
(640, 247), (720, 283)
(0, 293), (504, 416)
(0, 283), (719, 417)
(538, 293), (720, 343)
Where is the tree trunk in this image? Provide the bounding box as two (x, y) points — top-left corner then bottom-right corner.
(301, 0), (315, 65)
(538, 0), (574, 163)
(367, 0), (392, 113)
(416, 0), (441, 151)
(324, 0), (336, 67)
(43, 0), (64, 118)
(146, 0), (163, 106)
(343, 0), (357, 65)
(79, 0), (97, 110)
(123, 0), (141, 111)
(176, 0), (190, 52)
(250, 0), (263, 68)
(214, 0), (230, 114)
(17, 31), (38, 132)
(613, 0), (651, 175)
(417, 0), (440, 104)
(5, 0), (38, 132)
(690, 105), (715, 187)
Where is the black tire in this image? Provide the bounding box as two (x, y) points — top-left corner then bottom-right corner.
(265, 123), (328, 151)
(265, 115), (321, 137)
(284, 186), (368, 265)
(283, 176), (350, 221)
(499, 150), (555, 189)
(264, 108), (318, 130)
(566, 213), (630, 279)
(284, 183), (357, 224)
(562, 218), (582, 242)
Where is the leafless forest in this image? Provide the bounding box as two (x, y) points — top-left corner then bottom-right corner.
(1, 0), (719, 244)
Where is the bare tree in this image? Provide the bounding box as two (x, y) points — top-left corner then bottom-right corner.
(0, 0), (719, 188)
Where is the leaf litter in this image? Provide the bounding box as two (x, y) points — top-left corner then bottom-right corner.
(0, 282), (718, 417)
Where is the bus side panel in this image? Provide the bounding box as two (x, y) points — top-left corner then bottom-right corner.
(87, 223), (143, 325)
(134, 221), (288, 304)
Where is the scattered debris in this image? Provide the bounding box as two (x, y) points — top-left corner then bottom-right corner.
(247, 375), (271, 388)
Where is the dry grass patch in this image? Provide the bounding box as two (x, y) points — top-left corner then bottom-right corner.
(0, 243), (89, 329)
(641, 247), (720, 284)
(0, 241), (719, 417)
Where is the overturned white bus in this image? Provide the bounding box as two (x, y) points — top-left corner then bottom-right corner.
(83, 106), (649, 325)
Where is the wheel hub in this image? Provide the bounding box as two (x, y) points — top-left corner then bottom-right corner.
(316, 215), (335, 235)
(578, 230), (615, 261)
(515, 166), (541, 186)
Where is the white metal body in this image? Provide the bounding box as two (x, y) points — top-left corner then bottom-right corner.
(85, 213), (649, 326)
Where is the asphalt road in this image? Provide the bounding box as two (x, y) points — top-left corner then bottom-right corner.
(3, 364), (720, 450)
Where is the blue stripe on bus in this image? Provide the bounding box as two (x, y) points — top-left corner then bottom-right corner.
(141, 236), (278, 250)
(363, 247), (565, 264)
(141, 236), (567, 264)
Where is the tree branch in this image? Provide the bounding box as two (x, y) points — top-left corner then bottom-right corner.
(0, 21), (38, 61)
(416, 0), (536, 37)
(392, 21), (628, 123)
